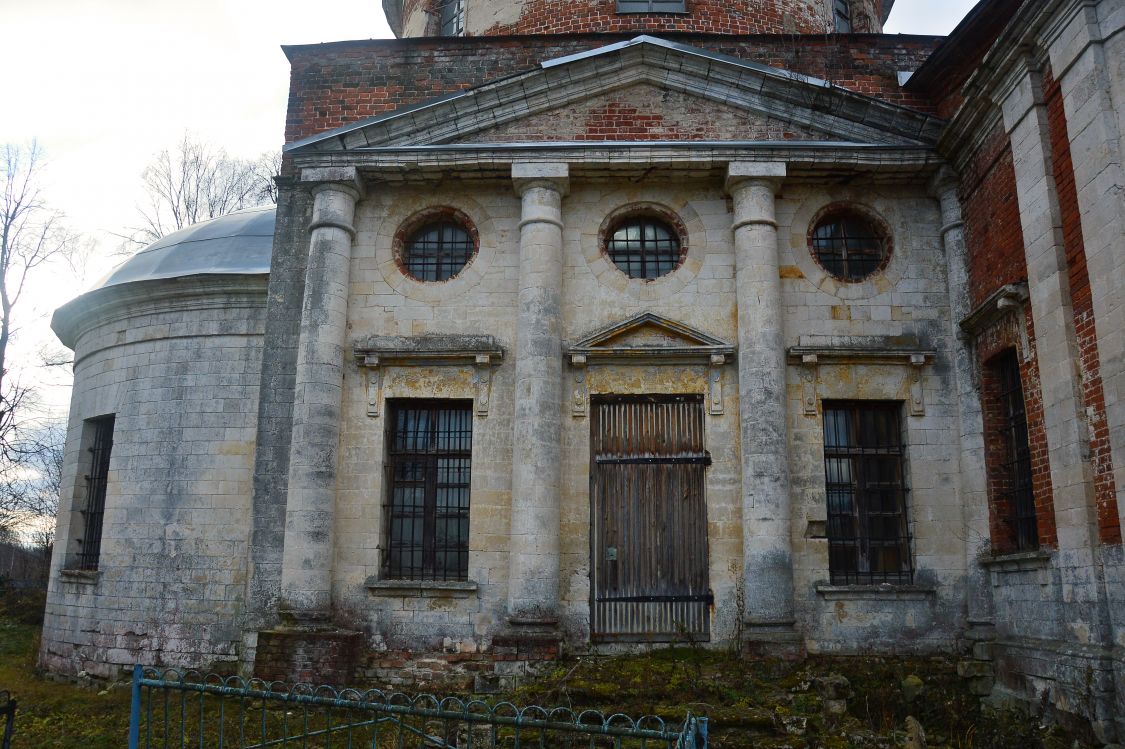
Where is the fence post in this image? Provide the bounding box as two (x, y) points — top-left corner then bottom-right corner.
(696, 716), (708, 749)
(1, 692), (15, 749)
(128, 664), (142, 749)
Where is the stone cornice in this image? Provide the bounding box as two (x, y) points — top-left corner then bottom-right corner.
(51, 274), (269, 351)
(960, 283), (1030, 335)
(786, 334), (935, 366)
(292, 142), (944, 183)
(940, 0), (1098, 166)
(353, 334), (505, 368)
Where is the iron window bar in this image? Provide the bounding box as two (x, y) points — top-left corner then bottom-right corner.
(833, 0), (852, 32)
(383, 401), (472, 582)
(996, 351), (1039, 551)
(606, 217), (682, 280)
(616, 0), (688, 13)
(403, 222), (473, 281)
(822, 402), (913, 585)
(77, 416), (115, 572)
(811, 214), (885, 281)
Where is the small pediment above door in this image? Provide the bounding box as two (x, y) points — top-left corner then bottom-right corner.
(568, 313), (734, 366)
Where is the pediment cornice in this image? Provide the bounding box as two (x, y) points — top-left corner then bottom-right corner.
(287, 36), (945, 154)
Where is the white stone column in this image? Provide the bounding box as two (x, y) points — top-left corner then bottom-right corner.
(726, 162), (797, 638)
(506, 162), (568, 626)
(998, 62), (1101, 555)
(1046, 3), (1125, 538)
(930, 168), (994, 633)
(280, 171), (361, 620)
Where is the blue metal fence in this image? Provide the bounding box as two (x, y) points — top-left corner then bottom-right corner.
(127, 665), (708, 749)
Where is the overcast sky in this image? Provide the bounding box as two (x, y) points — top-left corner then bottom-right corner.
(0, 0), (978, 415)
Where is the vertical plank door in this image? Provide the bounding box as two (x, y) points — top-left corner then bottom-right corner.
(590, 395), (712, 642)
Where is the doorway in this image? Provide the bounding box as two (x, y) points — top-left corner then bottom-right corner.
(589, 395), (712, 642)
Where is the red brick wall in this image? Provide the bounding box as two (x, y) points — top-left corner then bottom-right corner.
(975, 315), (1059, 551)
(960, 123), (1027, 310)
(283, 34), (941, 144)
(1043, 67), (1121, 545)
(482, 0), (832, 36)
(961, 119), (1058, 551)
(465, 83), (822, 142)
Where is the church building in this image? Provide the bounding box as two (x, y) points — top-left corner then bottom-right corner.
(40, 0), (1125, 740)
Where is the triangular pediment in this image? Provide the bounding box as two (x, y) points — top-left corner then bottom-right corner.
(287, 36), (945, 154)
(569, 313), (734, 365)
(455, 82), (827, 144)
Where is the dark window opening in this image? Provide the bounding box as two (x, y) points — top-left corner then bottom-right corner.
(438, 0), (464, 36)
(76, 416), (114, 571)
(995, 351), (1039, 551)
(606, 216), (683, 280)
(616, 0), (688, 13)
(834, 0), (853, 32)
(402, 221), (475, 282)
(822, 402), (912, 585)
(384, 401), (472, 581)
(811, 211), (887, 281)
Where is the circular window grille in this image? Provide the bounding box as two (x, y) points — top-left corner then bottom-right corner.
(401, 221), (475, 282)
(810, 211), (889, 282)
(605, 216), (683, 280)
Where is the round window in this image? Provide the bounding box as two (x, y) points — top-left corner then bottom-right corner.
(809, 208), (889, 282)
(400, 220), (476, 282)
(605, 216), (683, 280)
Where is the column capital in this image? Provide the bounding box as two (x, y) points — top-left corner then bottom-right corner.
(928, 166), (960, 200)
(300, 166), (365, 199)
(725, 162), (786, 195)
(994, 54), (1046, 135)
(512, 162), (570, 197)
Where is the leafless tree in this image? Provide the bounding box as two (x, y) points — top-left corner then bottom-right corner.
(123, 134), (279, 248)
(0, 142), (78, 545)
(0, 419), (63, 544)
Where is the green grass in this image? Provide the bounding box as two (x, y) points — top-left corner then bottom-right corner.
(0, 618), (132, 748)
(0, 617), (1090, 749)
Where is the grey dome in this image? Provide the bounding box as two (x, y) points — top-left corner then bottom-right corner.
(94, 205), (275, 290)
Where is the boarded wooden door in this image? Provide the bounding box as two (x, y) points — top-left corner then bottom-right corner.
(590, 395), (712, 642)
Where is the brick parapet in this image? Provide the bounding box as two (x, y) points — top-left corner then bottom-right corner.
(282, 34), (942, 144)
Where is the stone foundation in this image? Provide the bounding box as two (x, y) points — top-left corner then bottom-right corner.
(255, 629), (364, 685)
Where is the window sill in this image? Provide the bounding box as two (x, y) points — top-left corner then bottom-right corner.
(815, 583), (936, 601)
(978, 550), (1051, 572)
(364, 577), (478, 598)
(59, 569), (100, 585)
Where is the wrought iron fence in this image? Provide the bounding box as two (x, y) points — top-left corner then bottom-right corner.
(0, 690), (15, 749)
(128, 665), (708, 749)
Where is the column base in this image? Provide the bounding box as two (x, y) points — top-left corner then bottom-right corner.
(741, 622), (805, 659)
(255, 627), (363, 686)
(277, 608), (334, 630)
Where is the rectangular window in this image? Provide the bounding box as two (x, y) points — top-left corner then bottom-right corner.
(995, 351), (1039, 551)
(384, 401), (472, 581)
(438, 0), (465, 37)
(833, 0), (852, 32)
(822, 402), (912, 585)
(616, 0), (687, 13)
(76, 415), (114, 571)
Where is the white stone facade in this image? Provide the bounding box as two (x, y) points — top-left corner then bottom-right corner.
(41, 0), (1125, 739)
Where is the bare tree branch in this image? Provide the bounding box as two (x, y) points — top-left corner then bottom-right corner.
(119, 133), (279, 251)
(0, 142), (78, 542)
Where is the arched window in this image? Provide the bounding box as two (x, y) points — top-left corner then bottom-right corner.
(605, 215), (683, 280)
(833, 0), (852, 32)
(401, 221), (475, 281)
(809, 208), (889, 281)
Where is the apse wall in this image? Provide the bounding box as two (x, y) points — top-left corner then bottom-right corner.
(41, 234), (270, 678)
(392, 0), (889, 38)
